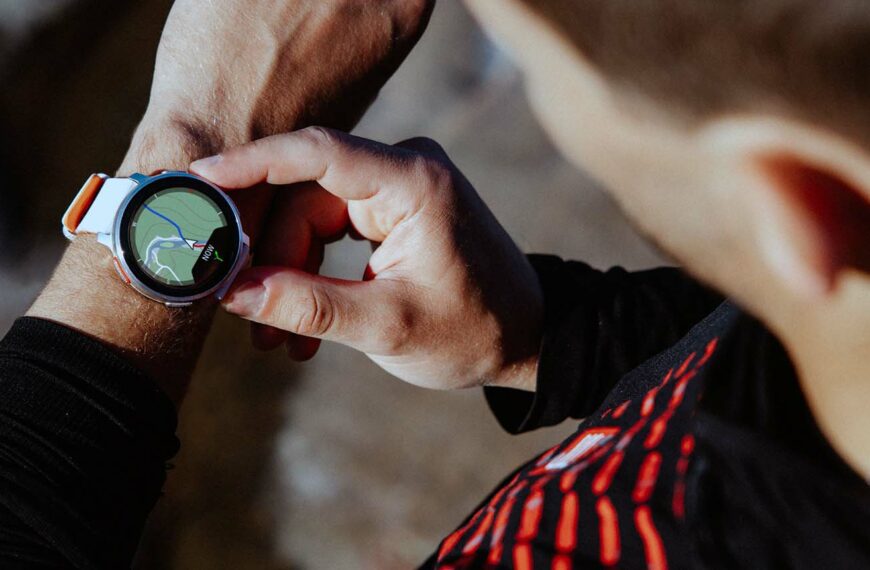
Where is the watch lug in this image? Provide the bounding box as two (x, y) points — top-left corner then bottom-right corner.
(129, 173), (149, 183)
(214, 240), (251, 301)
(96, 233), (114, 251)
(213, 282), (233, 302)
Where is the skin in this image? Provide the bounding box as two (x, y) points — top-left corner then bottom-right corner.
(461, 0), (870, 476)
(192, 130), (543, 391)
(196, 0), (870, 479)
(25, 0), (434, 405)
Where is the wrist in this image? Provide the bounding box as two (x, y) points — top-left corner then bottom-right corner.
(486, 259), (545, 393)
(489, 354), (540, 393)
(118, 110), (238, 176)
(31, 102), (277, 406)
(32, 114), (233, 405)
(27, 236), (214, 406)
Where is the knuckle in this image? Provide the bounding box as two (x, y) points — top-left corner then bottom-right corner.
(377, 295), (416, 354)
(404, 136), (445, 155)
(248, 136), (279, 162)
(277, 284), (336, 338)
(300, 125), (340, 150)
(413, 153), (453, 194)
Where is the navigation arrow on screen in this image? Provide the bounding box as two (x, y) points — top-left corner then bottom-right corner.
(185, 239), (198, 249)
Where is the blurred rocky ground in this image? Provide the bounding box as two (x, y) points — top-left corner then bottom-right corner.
(0, 1), (666, 568)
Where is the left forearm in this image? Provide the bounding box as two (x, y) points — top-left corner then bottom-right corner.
(27, 0), (434, 405)
(27, 115), (232, 405)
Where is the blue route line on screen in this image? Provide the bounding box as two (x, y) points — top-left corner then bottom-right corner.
(144, 204), (189, 242)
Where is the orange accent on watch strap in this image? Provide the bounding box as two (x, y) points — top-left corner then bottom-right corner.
(113, 257), (132, 284)
(62, 174), (107, 234)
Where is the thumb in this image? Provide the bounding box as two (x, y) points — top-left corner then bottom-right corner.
(222, 267), (403, 353)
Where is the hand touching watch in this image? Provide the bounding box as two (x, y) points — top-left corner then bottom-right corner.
(28, 0), (434, 404)
(192, 128), (544, 393)
(62, 171), (249, 306)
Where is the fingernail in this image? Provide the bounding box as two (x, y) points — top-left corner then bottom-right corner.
(222, 281), (265, 317)
(190, 154), (222, 171)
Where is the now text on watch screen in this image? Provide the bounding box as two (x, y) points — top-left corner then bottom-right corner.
(129, 188), (231, 287)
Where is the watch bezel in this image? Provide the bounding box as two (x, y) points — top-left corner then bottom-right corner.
(112, 172), (245, 305)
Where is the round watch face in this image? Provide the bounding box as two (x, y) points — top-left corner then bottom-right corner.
(118, 174), (242, 300)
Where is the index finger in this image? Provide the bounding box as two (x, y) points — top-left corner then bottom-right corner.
(192, 127), (441, 242)
(190, 127), (419, 202)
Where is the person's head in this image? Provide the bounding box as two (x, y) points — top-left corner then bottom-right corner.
(463, 0), (870, 343)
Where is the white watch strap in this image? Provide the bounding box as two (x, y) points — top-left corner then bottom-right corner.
(75, 178), (138, 235)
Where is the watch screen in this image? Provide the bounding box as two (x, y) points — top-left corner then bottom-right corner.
(121, 177), (241, 297)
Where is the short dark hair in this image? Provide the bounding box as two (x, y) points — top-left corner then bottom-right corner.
(522, 0), (870, 149)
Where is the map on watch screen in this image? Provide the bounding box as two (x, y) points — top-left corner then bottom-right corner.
(129, 188), (232, 287)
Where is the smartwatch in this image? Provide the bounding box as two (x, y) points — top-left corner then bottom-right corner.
(62, 171), (250, 307)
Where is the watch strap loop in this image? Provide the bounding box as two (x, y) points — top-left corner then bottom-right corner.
(62, 175), (137, 239)
(62, 173), (107, 239)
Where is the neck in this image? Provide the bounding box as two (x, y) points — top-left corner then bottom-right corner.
(765, 270), (870, 479)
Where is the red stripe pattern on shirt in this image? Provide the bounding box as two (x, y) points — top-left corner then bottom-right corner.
(434, 337), (720, 569)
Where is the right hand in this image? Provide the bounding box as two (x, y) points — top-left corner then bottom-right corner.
(191, 127), (544, 392)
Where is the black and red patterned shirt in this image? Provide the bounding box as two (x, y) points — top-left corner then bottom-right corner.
(423, 256), (870, 569)
(0, 257), (867, 569)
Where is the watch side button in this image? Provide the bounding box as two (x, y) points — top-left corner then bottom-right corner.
(113, 257), (132, 284)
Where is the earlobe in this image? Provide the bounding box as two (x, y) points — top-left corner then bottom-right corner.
(755, 156), (870, 298)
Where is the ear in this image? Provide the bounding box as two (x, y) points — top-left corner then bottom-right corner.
(757, 155), (870, 296)
(704, 119), (870, 299)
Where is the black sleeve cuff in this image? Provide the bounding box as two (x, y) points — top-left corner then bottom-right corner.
(485, 254), (601, 434)
(485, 254), (725, 435)
(0, 317), (179, 569)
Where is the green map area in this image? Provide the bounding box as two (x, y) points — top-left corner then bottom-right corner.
(131, 189), (227, 285)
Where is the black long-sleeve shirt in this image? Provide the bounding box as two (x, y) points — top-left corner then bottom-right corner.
(0, 318), (178, 568)
(0, 257), (868, 568)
